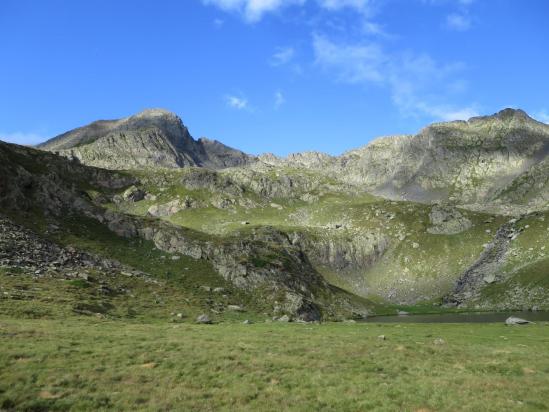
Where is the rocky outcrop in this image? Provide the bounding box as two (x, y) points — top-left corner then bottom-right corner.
(147, 197), (203, 217)
(427, 205), (472, 235)
(95, 212), (363, 320)
(446, 219), (522, 305)
(291, 231), (389, 271)
(38, 109), (255, 170)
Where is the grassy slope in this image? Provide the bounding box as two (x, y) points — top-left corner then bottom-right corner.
(1, 317), (549, 411)
(108, 168), (514, 304)
(0, 212), (271, 323)
(478, 211), (549, 308)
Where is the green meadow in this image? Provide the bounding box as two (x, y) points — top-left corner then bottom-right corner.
(1, 317), (548, 411)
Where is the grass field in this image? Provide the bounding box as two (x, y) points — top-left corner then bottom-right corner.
(1, 317), (549, 411)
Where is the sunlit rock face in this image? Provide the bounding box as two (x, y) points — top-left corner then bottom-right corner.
(39, 108), (254, 170)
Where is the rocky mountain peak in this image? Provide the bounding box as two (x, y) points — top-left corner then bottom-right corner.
(38, 109), (254, 170)
(133, 108), (178, 118)
(468, 107), (540, 125)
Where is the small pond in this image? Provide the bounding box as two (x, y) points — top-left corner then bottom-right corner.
(362, 311), (549, 323)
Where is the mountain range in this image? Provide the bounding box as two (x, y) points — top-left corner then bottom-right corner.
(1, 107), (548, 321)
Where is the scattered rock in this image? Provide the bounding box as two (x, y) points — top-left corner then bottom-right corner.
(483, 274), (496, 284)
(433, 338), (446, 345)
(378, 335), (386, 340)
(277, 314), (291, 322)
(122, 185), (145, 202)
(505, 316), (533, 325)
(147, 196), (201, 217)
(227, 304), (244, 312)
(196, 314), (212, 324)
(243, 319), (253, 324)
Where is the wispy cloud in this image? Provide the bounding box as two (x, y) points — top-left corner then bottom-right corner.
(213, 18), (224, 28)
(313, 34), (478, 121)
(274, 91), (286, 108)
(361, 21), (392, 38)
(203, 0), (305, 22)
(534, 110), (549, 124)
(0, 131), (45, 146)
(317, 0), (374, 14)
(225, 95), (249, 110)
(203, 0), (374, 22)
(446, 13), (471, 31)
(270, 46), (295, 66)
(313, 34), (385, 83)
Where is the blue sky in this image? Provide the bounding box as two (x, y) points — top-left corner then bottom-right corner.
(1, 0), (548, 155)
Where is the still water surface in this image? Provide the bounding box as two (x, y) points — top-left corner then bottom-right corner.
(363, 311), (549, 323)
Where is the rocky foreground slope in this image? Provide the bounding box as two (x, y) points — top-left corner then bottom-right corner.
(2, 108), (549, 320)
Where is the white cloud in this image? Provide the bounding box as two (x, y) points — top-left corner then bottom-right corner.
(274, 91), (286, 108)
(446, 13), (471, 31)
(362, 21), (392, 38)
(213, 18), (224, 28)
(270, 47), (295, 66)
(313, 34), (385, 84)
(203, 0), (374, 22)
(313, 34), (478, 121)
(317, 0), (373, 13)
(534, 110), (549, 124)
(0, 131), (45, 146)
(418, 104), (479, 121)
(203, 0), (305, 22)
(225, 95), (249, 110)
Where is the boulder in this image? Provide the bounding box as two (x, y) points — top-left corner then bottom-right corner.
(122, 185), (146, 202)
(427, 205), (472, 235)
(196, 314), (212, 324)
(505, 316), (533, 325)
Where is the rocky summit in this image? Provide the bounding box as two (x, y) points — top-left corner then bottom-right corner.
(39, 108), (254, 170)
(1, 108), (549, 322)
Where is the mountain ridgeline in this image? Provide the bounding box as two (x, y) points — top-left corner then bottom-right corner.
(1, 108), (548, 321)
(41, 108), (549, 215)
(39, 109), (254, 170)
